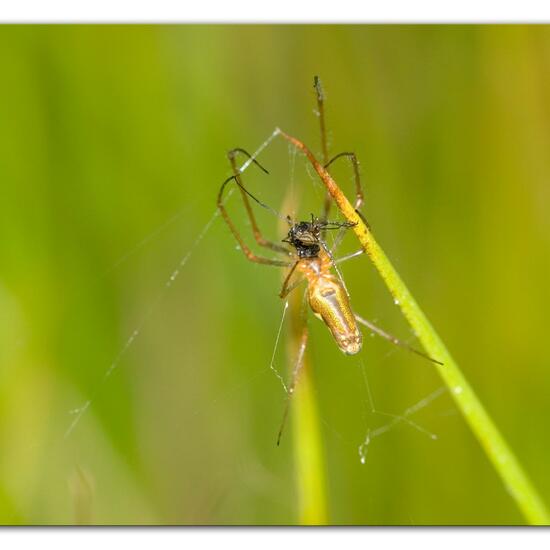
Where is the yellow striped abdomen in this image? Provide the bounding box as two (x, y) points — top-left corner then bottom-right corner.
(307, 273), (362, 355)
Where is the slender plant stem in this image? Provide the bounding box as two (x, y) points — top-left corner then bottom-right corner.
(280, 188), (328, 525)
(287, 291), (328, 525)
(278, 129), (550, 526)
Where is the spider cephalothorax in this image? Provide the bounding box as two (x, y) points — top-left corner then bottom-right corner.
(282, 219), (322, 259)
(282, 217), (357, 259)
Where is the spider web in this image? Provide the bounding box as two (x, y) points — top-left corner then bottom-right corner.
(63, 130), (280, 439)
(357, 356), (446, 464)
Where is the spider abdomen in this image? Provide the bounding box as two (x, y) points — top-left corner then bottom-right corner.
(299, 257), (362, 355)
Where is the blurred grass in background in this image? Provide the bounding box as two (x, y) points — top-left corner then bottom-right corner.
(0, 25), (549, 525)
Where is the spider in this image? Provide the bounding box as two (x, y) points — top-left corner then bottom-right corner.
(217, 77), (441, 443)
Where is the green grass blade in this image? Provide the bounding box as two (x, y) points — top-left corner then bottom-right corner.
(362, 234), (550, 525)
(291, 362), (328, 525)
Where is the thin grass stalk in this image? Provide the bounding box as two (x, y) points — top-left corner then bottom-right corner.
(287, 289), (328, 525)
(278, 129), (550, 525)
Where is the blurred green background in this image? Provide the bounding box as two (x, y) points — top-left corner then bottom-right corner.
(0, 24), (549, 525)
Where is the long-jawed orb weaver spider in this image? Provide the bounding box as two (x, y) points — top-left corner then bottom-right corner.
(217, 77), (441, 443)
(217, 151), (365, 355)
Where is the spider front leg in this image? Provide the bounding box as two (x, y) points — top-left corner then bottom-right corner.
(314, 76), (332, 222)
(228, 148), (291, 255)
(324, 151), (364, 212)
(313, 78), (365, 219)
(322, 152), (365, 255)
(279, 261), (306, 299)
(217, 175), (292, 267)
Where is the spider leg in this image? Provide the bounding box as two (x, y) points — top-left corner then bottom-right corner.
(354, 314), (443, 365)
(314, 76), (333, 222)
(276, 308), (309, 446)
(228, 148), (291, 255)
(279, 261), (306, 299)
(280, 278), (306, 300)
(324, 151), (364, 212)
(335, 249), (365, 265)
(218, 175), (292, 267)
(313, 78), (365, 222)
(324, 151), (365, 254)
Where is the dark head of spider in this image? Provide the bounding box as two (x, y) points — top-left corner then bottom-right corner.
(283, 220), (321, 258)
(283, 216), (356, 259)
